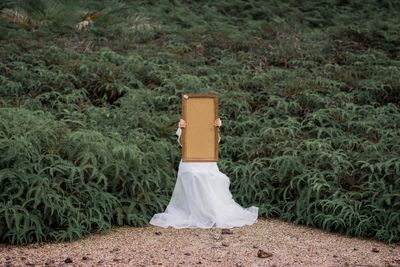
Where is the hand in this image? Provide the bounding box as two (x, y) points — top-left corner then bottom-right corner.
(214, 118), (222, 127)
(179, 119), (187, 128)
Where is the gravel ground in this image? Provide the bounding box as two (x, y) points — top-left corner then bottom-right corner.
(0, 217), (399, 267)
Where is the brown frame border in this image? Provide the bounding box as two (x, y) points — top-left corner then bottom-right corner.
(181, 93), (219, 162)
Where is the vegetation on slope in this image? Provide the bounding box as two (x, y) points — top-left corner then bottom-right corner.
(0, 0), (399, 244)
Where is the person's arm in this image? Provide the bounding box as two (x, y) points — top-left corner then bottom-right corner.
(214, 118), (222, 143)
(176, 119), (186, 147)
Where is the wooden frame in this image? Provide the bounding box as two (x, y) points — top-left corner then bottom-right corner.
(181, 93), (219, 162)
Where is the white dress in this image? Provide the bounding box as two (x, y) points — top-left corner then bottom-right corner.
(149, 128), (258, 229)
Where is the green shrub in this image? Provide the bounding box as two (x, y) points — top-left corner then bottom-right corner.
(0, 0), (399, 245)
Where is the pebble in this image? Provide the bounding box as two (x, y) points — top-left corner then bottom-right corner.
(222, 229), (233, 234)
(257, 249), (273, 258)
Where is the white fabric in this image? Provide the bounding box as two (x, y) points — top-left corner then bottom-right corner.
(149, 128), (258, 229)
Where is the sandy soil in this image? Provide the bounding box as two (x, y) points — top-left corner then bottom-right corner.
(0, 217), (399, 267)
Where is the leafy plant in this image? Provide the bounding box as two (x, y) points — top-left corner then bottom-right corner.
(0, 0), (399, 245)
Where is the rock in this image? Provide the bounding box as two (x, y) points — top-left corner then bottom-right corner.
(25, 262), (35, 266)
(82, 256), (89, 260)
(64, 257), (73, 263)
(197, 260), (202, 264)
(221, 228), (233, 234)
(222, 242), (229, 247)
(372, 247), (379, 253)
(111, 247), (120, 253)
(252, 245), (258, 249)
(257, 249), (273, 258)
(45, 259), (55, 266)
(155, 231), (162, 235)
(212, 234), (222, 240)
(333, 255), (338, 258)
(184, 252), (191, 256)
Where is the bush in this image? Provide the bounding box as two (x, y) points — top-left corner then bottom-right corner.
(0, 0), (399, 244)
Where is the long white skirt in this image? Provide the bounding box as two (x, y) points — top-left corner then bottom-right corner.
(150, 159), (258, 229)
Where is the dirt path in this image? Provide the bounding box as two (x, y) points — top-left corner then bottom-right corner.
(0, 217), (399, 267)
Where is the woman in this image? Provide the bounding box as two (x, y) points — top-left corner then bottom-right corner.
(149, 118), (258, 228)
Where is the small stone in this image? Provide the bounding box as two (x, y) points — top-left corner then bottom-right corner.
(113, 258), (121, 262)
(64, 257), (73, 263)
(221, 228), (233, 234)
(25, 262), (35, 266)
(333, 255), (338, 258)
(197, 261), (202, 264)
(111, 247), (120, 253)
(212, 234), (222, 240)
(184, 252), (191, 256)
(45, 259), (55, 266)
(353, 248), (358, 251)
(253, 245), (259, 249)
(155, 231), (162, 235)
(372, 247), (379, 253)
(257, 249), (273, 258)
(222, 242), (229, 247)
(82, 256), (89, 260)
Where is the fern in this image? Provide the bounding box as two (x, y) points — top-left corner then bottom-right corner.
(0, 0), (399, 245)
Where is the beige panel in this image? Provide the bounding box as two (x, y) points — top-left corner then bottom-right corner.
(182, 94), (218, 162)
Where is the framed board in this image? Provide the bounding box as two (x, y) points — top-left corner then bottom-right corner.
(181, 93), (219, 162)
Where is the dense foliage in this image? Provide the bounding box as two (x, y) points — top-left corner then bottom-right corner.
(0, 0), (399, 245)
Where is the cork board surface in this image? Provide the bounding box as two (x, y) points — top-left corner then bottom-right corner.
(181, 94), (218, 162)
